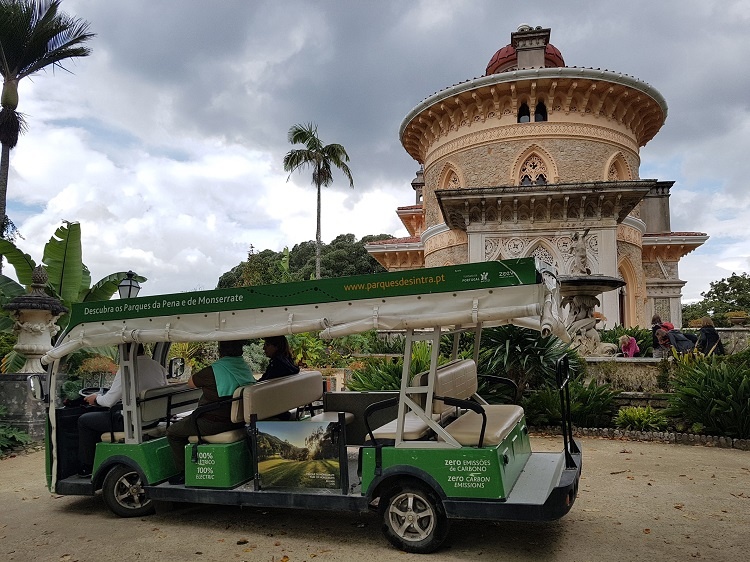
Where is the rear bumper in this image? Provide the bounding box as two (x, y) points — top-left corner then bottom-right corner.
(443, 451), (581, 522)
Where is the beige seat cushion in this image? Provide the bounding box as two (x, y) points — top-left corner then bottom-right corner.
(101, 423), (167, 443)
(309, 411), (355, 425)
(372, 412), (436, 440)
(188, 428), (246, 444)
(444, 404), (523, 446)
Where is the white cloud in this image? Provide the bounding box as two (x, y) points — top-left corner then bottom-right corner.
(3, 0), (748, 310)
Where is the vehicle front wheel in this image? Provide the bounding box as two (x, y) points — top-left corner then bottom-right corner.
(102, 465), (155, 518)
(380, 481), (448, 553)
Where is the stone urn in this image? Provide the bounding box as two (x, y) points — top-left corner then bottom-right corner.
(3, 266), (68, 373)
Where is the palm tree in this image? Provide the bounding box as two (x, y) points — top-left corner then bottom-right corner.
(283, 122), (354, 279)
(0, 0), (94, 254)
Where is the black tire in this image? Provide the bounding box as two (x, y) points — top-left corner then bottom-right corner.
(102, 465), (155, 518)
(379, 481), (449, 553)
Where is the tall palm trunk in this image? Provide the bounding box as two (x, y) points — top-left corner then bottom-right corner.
(315, 170), (322, 280)
(0, 143), (9, 275)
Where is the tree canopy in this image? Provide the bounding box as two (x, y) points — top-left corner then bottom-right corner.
(682, 272), (750, 326)
(282, 122), (354, 279)
(217, 233), (392, 289)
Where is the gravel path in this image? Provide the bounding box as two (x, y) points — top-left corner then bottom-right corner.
(1, 436), (748, 561)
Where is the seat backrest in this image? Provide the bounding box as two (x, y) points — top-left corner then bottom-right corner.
(412, 359), (478, 415)
(138, 383), (203, 424)
(229, 383), (252, 424)
(242, 370), (323, 422)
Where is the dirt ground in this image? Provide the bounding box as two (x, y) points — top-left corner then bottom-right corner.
(1, 436), (749, 562)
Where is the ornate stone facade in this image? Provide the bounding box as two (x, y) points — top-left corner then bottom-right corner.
(367, 25), (707, 328)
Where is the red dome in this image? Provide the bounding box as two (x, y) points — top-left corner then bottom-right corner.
(485, 43), (565, 75)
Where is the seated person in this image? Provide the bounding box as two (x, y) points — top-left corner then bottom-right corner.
(77, 344), (168, 477)
(258, 335), (300, 382)
(166, 339), (255, 484)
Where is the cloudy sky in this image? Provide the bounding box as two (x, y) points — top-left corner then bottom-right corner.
(5, 0), (749, 301)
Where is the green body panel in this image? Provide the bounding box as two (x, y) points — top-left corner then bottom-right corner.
(361, 418), (531, 499)
(67, 258), (539, 327)
(184, 441), (252, 488)
(45, 426), (52, 490)
(94, 438), (176, 483)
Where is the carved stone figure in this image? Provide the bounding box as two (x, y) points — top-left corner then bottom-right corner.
(570, 229), (591, 275)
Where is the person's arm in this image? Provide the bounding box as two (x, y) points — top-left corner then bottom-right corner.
(91, 371), (122, 408)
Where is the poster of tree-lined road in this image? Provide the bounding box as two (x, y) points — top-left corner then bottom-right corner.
(256, 421), (340, 489)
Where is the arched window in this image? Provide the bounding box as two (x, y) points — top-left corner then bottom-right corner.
(534, 101), (548, 122)
(517, 103), (530, 123)
(519, 155), (548, 186)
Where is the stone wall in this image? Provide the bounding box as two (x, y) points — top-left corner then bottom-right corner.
(716, 327), (750, 354)
(585, 357), (664, 392)
(0, 374), (47, 440)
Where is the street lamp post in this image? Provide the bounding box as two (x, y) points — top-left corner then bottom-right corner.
(118, 271), (141, 299)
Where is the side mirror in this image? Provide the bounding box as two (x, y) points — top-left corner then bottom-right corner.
(27, 374), (46, 401)
(168, 357), (185, 379)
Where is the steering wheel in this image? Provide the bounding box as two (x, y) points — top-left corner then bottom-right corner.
(79, 387), (109, 398)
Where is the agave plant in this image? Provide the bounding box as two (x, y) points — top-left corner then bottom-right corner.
(478, 325), (583, 403)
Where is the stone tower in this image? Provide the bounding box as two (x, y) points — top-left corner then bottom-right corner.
(367, 25), (707, 328)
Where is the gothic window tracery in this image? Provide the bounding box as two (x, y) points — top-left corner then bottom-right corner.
(519, 155), (548, 186)
(608, 163), (619, 181)
(531, 246), (555, 267)
(447, 171), (460, 188)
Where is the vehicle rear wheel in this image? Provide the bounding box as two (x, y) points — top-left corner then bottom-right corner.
(380, 481), (448, 553)
(102, 465), (155, 518)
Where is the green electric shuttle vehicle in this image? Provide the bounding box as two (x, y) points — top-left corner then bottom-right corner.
(30, 257), (582, 553)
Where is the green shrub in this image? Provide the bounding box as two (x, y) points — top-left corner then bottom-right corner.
(0, 406), (31, 452)
(478, 325), (583, 403)
(725, 347), (750, 367)
(666, 357), (750, 438)
(61, 379), (82, 401)
(522, 378), (619, 428)
(346, 358), (403, 391)
(347, 341), (436, 391)
(614, 406), (668, 431)
(521, 386), (562, 426)
(570, 379), (620, 427)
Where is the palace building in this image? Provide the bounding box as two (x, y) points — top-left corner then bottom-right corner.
(366, 25), (707, 329)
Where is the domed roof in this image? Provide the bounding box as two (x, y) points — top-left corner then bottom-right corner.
(485, 43), (565, 75)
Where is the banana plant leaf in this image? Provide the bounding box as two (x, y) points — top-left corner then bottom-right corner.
(0, 274), (26, 306)
(1, 350), (27, 374)
(81, 272), (147, 303)
(0, 315), (14, 332)
(79, 263), (92, 299)
(0, 240), (37, 287)
(43, 222), (83, 305)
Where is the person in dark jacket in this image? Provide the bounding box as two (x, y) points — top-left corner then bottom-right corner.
(657, 328), (695, 354)
(651, 315), (665, 358)
(696, 317), (725, 355)
(259, 336), (300, 382)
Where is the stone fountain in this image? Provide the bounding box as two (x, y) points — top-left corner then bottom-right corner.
(558, 230), (624, 356)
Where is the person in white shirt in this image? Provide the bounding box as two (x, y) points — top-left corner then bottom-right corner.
(77, 345), (168, 477)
